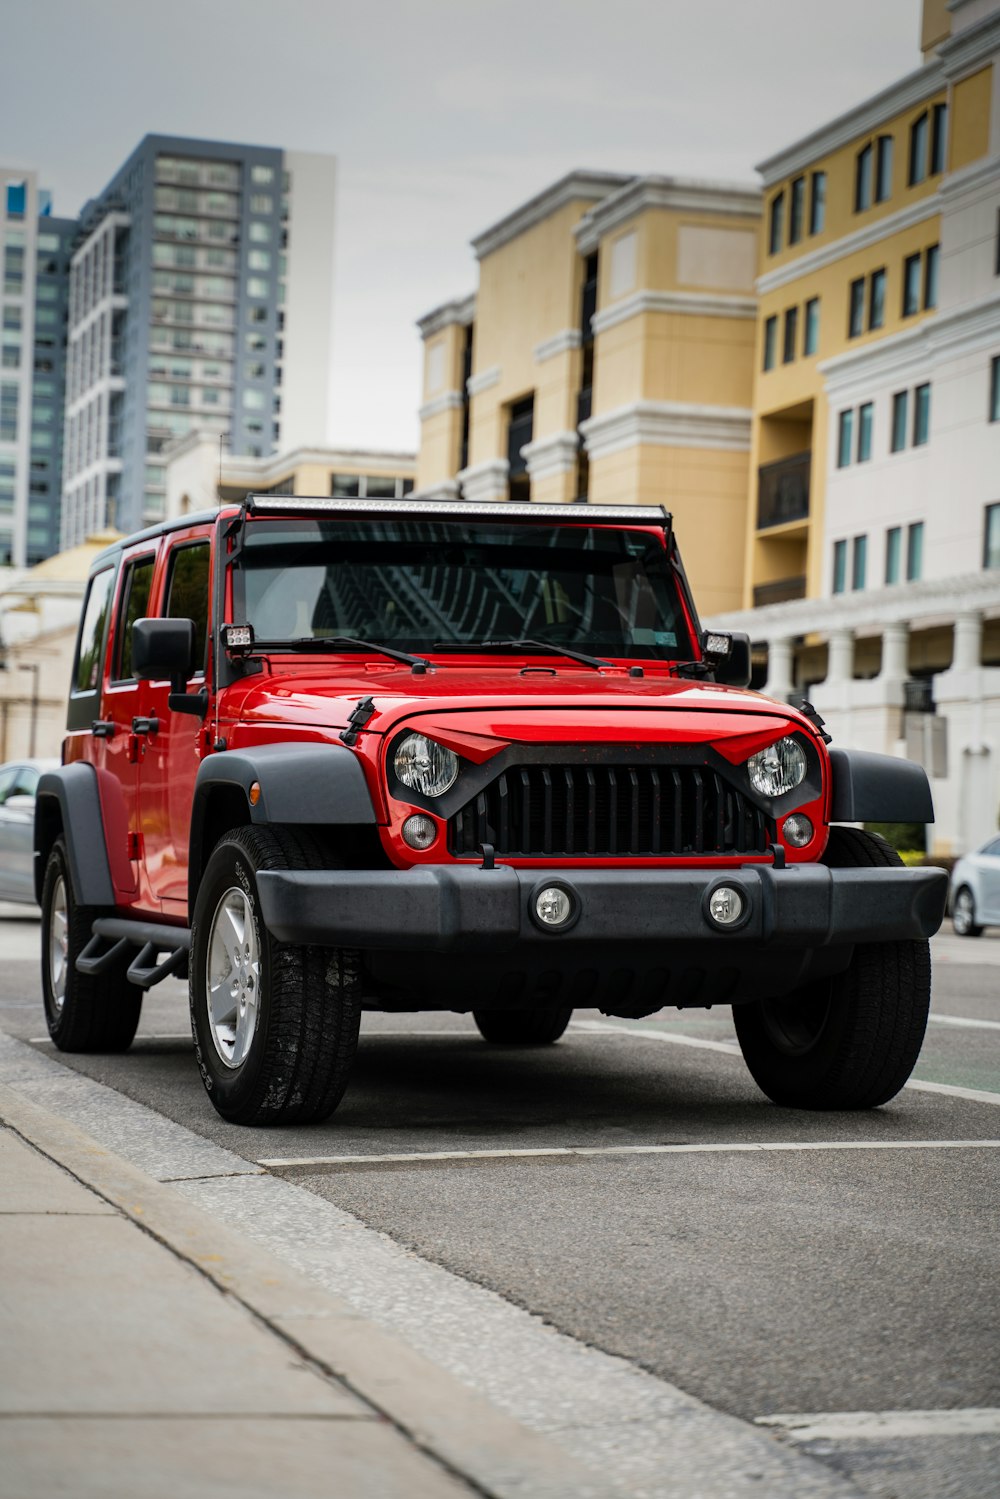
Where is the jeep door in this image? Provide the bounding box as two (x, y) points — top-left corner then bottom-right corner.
(134, 533), (213, 916)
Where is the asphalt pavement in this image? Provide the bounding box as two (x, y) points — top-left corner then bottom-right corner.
(1, 902), (998, 1499)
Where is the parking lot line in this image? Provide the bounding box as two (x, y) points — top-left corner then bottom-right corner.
(755, 1408), (1000, 1441)
(927, 1013), (1000, 1032)
(257, 1139), (1000, 1170)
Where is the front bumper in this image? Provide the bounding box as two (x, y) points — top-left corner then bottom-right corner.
(256, 862), (948, 953)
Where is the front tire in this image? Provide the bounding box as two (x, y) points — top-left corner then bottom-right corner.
(733, 828), (931, 1109)
(952, 886), (983, 938)
(41, 838), (141, 1052)
(473, 1005), (573, 1045)
(189, 826), (361, 1125)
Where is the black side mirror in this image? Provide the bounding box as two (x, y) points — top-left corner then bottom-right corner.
(701, 629), (752, 689)
(132, 618), (195, 684)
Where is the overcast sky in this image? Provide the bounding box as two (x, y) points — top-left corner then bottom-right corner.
(2, 0), (922, 453)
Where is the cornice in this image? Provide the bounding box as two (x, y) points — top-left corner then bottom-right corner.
(756, 195), (941, 296)
(706, 570), (1000, 637)
(533, 328), (582, 363)
(467, 365), (501, 397)
(580, 401), (752, 459)
(416, 292), (476, 339)
(575, 175), (761, 254)
(938, 9), (1000, 78)
(592, 289), (756, 336)
(418, 390), (463, 422)
(756, 63), (945, 187)
(936, 153), (1000, 204)
(457, 458), (509, 503)
(471, 171), (630, 261)
(522, 430), (579, 480)
(820, 290), (1000, 396)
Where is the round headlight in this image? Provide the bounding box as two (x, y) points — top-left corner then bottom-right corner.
(747, 736), (807, 798)
(393, 733), (459, 798)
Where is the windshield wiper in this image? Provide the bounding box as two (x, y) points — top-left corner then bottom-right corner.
(436, 637), (613, 672)
(252, 636), (430, 670)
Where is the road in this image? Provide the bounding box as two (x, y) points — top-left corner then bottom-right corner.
(2, 904), (998, 1499)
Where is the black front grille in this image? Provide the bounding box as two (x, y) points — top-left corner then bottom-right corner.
(448, 764), (770, 858)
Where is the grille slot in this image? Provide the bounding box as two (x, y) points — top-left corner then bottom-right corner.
(448, 764), (770, 858)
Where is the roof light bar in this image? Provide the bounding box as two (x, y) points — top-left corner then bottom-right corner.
(244, 495), (671, 527)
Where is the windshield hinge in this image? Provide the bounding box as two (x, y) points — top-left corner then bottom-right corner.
(340, 696), (376, 746)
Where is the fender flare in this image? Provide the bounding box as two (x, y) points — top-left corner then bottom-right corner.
(189, 742), (377, 909)
(828, 747), (935, 825)
(34, 765), (116, 907)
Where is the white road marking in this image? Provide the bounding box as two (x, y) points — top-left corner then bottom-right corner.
(756, 1407), (1000, 1441)
(928, 1013), (1000, 1032)
(571, 1020), (1000, 1104)
(257, 1139), (1000, 1170)
(29, 1032), (193, 1044)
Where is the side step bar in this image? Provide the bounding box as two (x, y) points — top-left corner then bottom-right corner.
(77, 918), (192, 991)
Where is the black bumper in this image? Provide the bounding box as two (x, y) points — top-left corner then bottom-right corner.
(256, 863), (948, 953)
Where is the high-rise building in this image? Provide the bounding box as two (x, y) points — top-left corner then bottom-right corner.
(61, 134), (336, 548)
(1, 168), (72, 568)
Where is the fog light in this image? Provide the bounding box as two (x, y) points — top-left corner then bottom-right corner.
(402, 813), (436, 850)
(535, 886), (573, 928)
(782, 813), (813, 847)
(708, 885), (745, 928)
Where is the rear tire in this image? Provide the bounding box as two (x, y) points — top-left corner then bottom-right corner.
(733, 828), (931, 1109)
(41, 838), (141, 1052)
(952, 886), (983, 938)
(473, 1005), (573, 1045)
(189, 825), (361, 1125)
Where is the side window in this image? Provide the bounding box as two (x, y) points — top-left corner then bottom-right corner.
(12, 766), (41, 797)
(0, 767), (18, 804)
(163, 542), (211, 673)
(113, 555), (157, 682)
(73, 567), (115, 694)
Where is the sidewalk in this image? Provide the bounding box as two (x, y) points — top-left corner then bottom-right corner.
(0, 1088), (599, 1499)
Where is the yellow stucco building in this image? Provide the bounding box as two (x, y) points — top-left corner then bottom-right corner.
(415, 171), (761, 615)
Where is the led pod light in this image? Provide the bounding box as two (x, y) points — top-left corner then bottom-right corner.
(393, 733), (459, 798)
(747, 736), (807, 799)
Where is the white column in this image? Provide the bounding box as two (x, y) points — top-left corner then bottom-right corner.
(880, 622), (909, 683)
(826, 629), (854, 685)
(952, 612), (983, 673)
(765, 637), (794, 701)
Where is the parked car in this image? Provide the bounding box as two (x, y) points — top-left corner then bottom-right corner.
(950, 835), (1000, 936)
(34, 496), (947, 1124)
(0, 759), (59, 903)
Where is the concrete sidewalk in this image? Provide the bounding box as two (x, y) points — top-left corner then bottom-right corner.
(0, 1090), (600, 1499)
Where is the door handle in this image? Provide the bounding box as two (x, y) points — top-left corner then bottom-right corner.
(91, 720), (117, 739)
(131, 716), (160, 736)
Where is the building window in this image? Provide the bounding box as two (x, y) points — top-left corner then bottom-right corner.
(248, 249), (271, 271)
(885, 526), (902, 583)
(807, 171), (826, 236)
(990, 355), (1000, 421)
(789, 176), (805, 244)
(930, 103), (948, 175)
(902, 252), (922, 316)
(984, 504), (1000, 569)
(907, 521), (924, 580)
(848, 277), (866, 338)
(783, 305), (798, 363)
(768, 193), (785, 255)
(875, 135), (894, 202)
(891, 390), (909, 452)
(852, 535), (868, 590)
(908, 111), (929, 186)
(924, 244), (939, 309)
(762, 315), (777, 371)
(804, 297), (820, 355)
(855, 143), (873, 212)
(832, 539), (847, 594)
(251, 165), (275, 185)
(837, 409), (854, 468)
(249, 195), (273, 214)
(857, 402), (874, 462)
(331, 474), (361, 497)
(913, 383), (931, 445)
(868, 267), (887, 330)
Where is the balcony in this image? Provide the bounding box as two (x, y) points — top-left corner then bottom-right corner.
(753, 575), (806, 607)
(757, 451), (810, 530)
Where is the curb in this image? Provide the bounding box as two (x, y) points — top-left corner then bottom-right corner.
(0, 1081), (604, 1499)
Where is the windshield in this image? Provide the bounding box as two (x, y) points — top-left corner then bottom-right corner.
(233, 519), (694, 661)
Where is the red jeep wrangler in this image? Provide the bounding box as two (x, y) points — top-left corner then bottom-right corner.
(35, 498), (947, 1125)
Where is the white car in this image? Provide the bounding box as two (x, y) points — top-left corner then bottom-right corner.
(0, 759), (59, 904)
(950, 835), (1000, 937)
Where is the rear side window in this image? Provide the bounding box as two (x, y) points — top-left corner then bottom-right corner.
(163, 542), (211, 672)
(114, 555), (156, 682)
(73, 567), (115, 693)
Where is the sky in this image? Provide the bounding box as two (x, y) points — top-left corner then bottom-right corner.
(1, 0), (923, 454)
